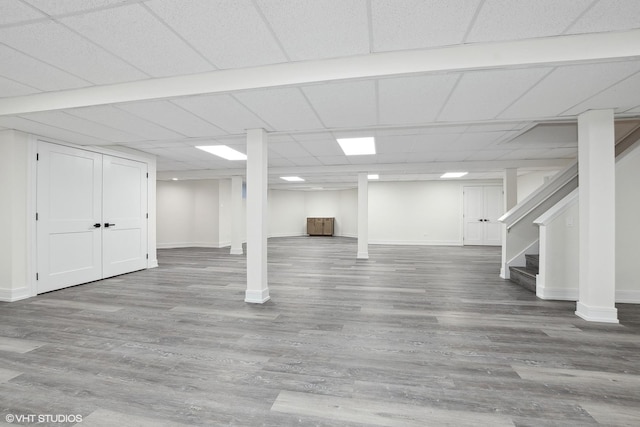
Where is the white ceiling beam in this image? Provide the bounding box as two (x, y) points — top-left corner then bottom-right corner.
(156, 158), (571, 180)
(1, 29), (640, 116)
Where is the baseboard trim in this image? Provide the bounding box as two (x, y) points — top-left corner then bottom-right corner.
(0, 286), (31, 302)
(616, 290), (640, 304)
(368, 239), (463, 246)
(575, 302), (619, 323)
(157, 242), (231, 249)
(245, 288), (270, 304)
(537, 286), (578, 301)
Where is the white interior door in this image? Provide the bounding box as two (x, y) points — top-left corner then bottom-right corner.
(37, 143), (103, 293)
(464, 186), (503, 246)
(483, 186), (503, 246)
(463, 186), (485, 245)
(102, 156), (148, 278)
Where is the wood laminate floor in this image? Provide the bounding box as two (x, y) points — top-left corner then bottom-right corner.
(1, 237), (639, 426)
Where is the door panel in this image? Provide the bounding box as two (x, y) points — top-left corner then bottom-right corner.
(37, 143), (102, 293)
(484, 186), (504, 246)
(464, 186), (503, 246)
(102, 156), (148, 278)
(463, 186), (485, 245)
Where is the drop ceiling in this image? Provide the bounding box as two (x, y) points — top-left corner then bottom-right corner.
(0, 0), (639, 190)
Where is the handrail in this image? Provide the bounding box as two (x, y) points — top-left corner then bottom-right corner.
(498, 160), (577, 230)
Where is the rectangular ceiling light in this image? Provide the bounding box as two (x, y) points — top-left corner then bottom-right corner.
(440, 172), (468, 178)
(196, 145), (247, 160)
(280, 176), (305, 182)
(336, 137), (376, 156)
(368, 174), (379, 180)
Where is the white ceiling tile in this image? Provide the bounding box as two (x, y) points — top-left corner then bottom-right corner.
(0, 21), (146, 84)
(269, 142), (311, 158)
(466, 0), (592, 43)
(501, 61), (640, 119)
(376, 153), (409, 163)
(375, 137), (415, 154)
(438, 68), (551, 121)
(0, 1), (45, 25)
(455, 131), (513, 148)
(291, 157), (323, 167)
(146, 0), (287, 69)
(405, 151), (440, 162)
(371, 0), (481, 51)
(566, 0), (640, 34)
(0, 75), (40, 97)
(347, 155), (377, 165)
(434, 151), (468, 161)
(118, 100), (225, 137)
(255, 0), (369, 61)
(172, 94), (270, 134)
(497, 148), (557, 160)
(378, 74), (458, 124)
(317, 156), (351, 166)
(67, 105), (184, 140)
(268, 157), (297, 167)
(235, 88), (323, 131)
(0, 45), (89, 91)
(410, 134), (461, 152)
(296, 138), (344, 157)
(464, 150), (513, 161)
(61, 4), (212, 78)
(21, 111), (142, 142)
(24, 0), (129, 16)
(504, 124), (577, 148)
(302, 80), (377, 128)
(0, 116), (110, 146)
(563, 71), (640, 116)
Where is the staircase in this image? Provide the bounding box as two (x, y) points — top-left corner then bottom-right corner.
(509, 254), (539, 293)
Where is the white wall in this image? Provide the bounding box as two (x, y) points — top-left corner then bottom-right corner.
(369, 181), (482, 245)
(616, 144), (640, 301)
(517, 170), (559, 203)
(269, 190), (306, 237)
(0, 130), (30, 301)
(157, 179), (221, 248)
(537, 197), (579, 300)
(218, 179), (232, 247)
(338, 189), (357, 237)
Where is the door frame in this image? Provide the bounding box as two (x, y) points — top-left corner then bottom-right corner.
(27, 137), (157, 298)
(462, 184), (503, 246)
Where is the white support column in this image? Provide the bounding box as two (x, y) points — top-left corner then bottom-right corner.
(230, 176), (244, 255)
(357, 172), (369, 259)
(576, 109), (617, 323)
(504, 168), (517, 212)
(245, 129), (270, 304)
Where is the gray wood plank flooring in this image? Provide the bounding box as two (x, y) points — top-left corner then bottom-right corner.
(1, 237), (639, 426)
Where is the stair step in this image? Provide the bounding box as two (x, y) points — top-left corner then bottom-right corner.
(509, 266), (537, 293)
(525, 254), (539, 271)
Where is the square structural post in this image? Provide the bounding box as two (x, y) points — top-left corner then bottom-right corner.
(576, 110), (617, 323)
(357, 172), (369, 259)
(230, 176), (244, 255)
(245, 129), (270, 304)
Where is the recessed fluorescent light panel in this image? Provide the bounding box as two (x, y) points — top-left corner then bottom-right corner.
(440, 172), (468, 178)
(368, 174), (379, 180)
(171, 178), (179, 181)
(196, 145), (247, 160)
(337, 137), (376, 156)
(280, 176), (305, 182)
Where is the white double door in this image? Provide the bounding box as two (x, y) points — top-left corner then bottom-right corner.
(37, 142), (148, 294)
(463, 186), (503, 246)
